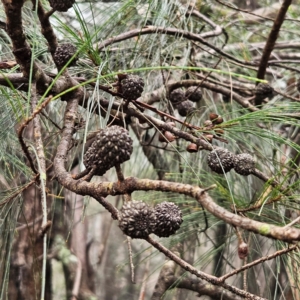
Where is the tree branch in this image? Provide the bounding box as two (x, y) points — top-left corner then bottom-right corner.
(218, 245), (297, 282)
(97, 26), (258, 68)
(152, 243), (243, 300)
(1, 0), (52, 85)
(146, 236), (266, 300)
(256, 0), (292, 104)
(34, 0), (58, 55)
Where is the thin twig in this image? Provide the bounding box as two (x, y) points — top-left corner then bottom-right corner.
(256, 0), (292, 102)
(115, 164), (131, 202)
(251, 169), (281, 188)
(214, 0), (276, 23)
(234, 195), (282, 213)
(274, 88), (300, 103)
(16, 215), (43, 231)
(188, 8), (226, 41)
(2, 0), (52, 83)
(72, 168), (92, 180)
(0, 181), (35, 207)
(283, 216), (300, 229)
(218, 245), (297, 282)
(71, 257), (82, 300)
(115, 164), (125, 182)
(133, 100), (201, 130)
(146, 236), (267, 300)
(18, 95), (53, 174)
(30, 83), (48, 300)
(127, 237), (135, 283)
(97, 26), (258, 68)
(138, 251), (150, 300)
(38, 220), (52, 238)
(97, 196), (120, 264)
(35, 0), (58, 54)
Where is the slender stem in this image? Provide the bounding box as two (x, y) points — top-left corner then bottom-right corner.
(115, 164), (125, 182)
(127, 237), (135, 283)
(146, 236), (267, 300)
(256, 0), (292, 104)
(30, 83), (48, 300)
(283, 217), (300, 229)
(97, 26), (258, 68)
(219, 245), (297, 282)
(71, 258), (82, 300)
(29, 145), (47, 300)
(18, 95), (53, 174)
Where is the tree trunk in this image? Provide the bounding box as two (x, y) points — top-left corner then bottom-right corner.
(8, 184), (44, 300)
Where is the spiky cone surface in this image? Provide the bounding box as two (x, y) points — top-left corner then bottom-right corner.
(120, 75), (144, 100)
(207, 147), (234, 174)
(153, 202), (183, 237)
(185, 86), (202, 102)
(54, 43), (77, 67)
(119, 201), (156, 239)
(233, 153), (255, 175)
(169, 88), (185, 105)
(254, 83), (274, 102)
(49, 0), (75, 12)
(177, 100), (194, 117)
(83, 125), (133, 176)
